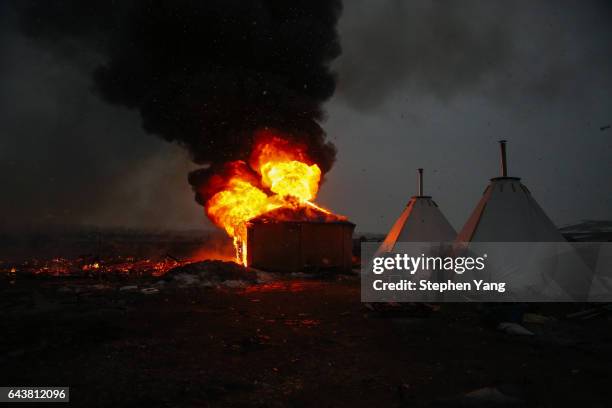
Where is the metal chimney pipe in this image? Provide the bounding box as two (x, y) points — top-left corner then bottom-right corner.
(417, 168), (423, 196)
(499, 140), (508, 177)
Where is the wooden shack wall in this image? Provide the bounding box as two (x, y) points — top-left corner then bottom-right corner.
(246, 222), (354, 272)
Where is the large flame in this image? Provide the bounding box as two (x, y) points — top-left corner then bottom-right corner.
(204, 129), (341, 266)
(260, 160), (321, 201)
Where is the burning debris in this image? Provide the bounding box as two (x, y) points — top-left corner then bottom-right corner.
(1, 256), (183, 279)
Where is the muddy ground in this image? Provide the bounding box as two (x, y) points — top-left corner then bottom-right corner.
(1, 270), (611, 408)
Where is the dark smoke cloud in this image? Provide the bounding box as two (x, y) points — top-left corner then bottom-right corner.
(335, 1), (514, 110)
(0, 6), (184, 230)
(335, 0), (612, 111)
(14, 0), (342, 197)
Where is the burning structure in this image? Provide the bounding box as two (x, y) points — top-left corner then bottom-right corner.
(193, 129), (353, 270)
(246, 207), (354, 273)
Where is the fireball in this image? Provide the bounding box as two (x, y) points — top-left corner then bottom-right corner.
(203, 129), (339, 265)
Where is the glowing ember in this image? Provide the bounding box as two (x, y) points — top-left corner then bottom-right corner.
(82, 262), (100, 271)
(1, 257), (182, 277)
(203, 129), (343, 265)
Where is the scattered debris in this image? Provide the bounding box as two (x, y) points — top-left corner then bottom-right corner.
(560, 220), (612, 242)
(436, 384), (525, 407)
(165, 253), (182, 262)
(463, 386), (523, 406)
(57, 287), (73, 294)
(363, 302), (434, 318)
(566, 305), (611, 320)
(172, 273), (200, 286)
(523, 313), (554, 324)
(497, 322), (534, 336)
(222, 280), (249, 289)
(140, 288), (160, 295)
(164, 260), (260, 288)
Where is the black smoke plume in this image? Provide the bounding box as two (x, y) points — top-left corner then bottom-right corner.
(15, 0), (341, 201)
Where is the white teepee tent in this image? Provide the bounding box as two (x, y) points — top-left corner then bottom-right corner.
(454, 141), (601, 302)
(378, 169), (456, 253)
(457, 140), (564, 242)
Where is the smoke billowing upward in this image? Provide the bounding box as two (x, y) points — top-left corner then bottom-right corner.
(15, 0), (341, 205)
(336, 1), (514, 110)
(336, 1), (612, 111)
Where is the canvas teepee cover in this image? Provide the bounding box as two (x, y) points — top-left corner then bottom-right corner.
(378, 169), (456, 253)
(457, 141), (564, 242)
(454, 141), (603, 302)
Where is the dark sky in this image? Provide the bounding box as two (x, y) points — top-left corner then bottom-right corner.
(1, 0), (610, 233)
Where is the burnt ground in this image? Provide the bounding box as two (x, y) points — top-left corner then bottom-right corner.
(1, 272), (612, 408)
